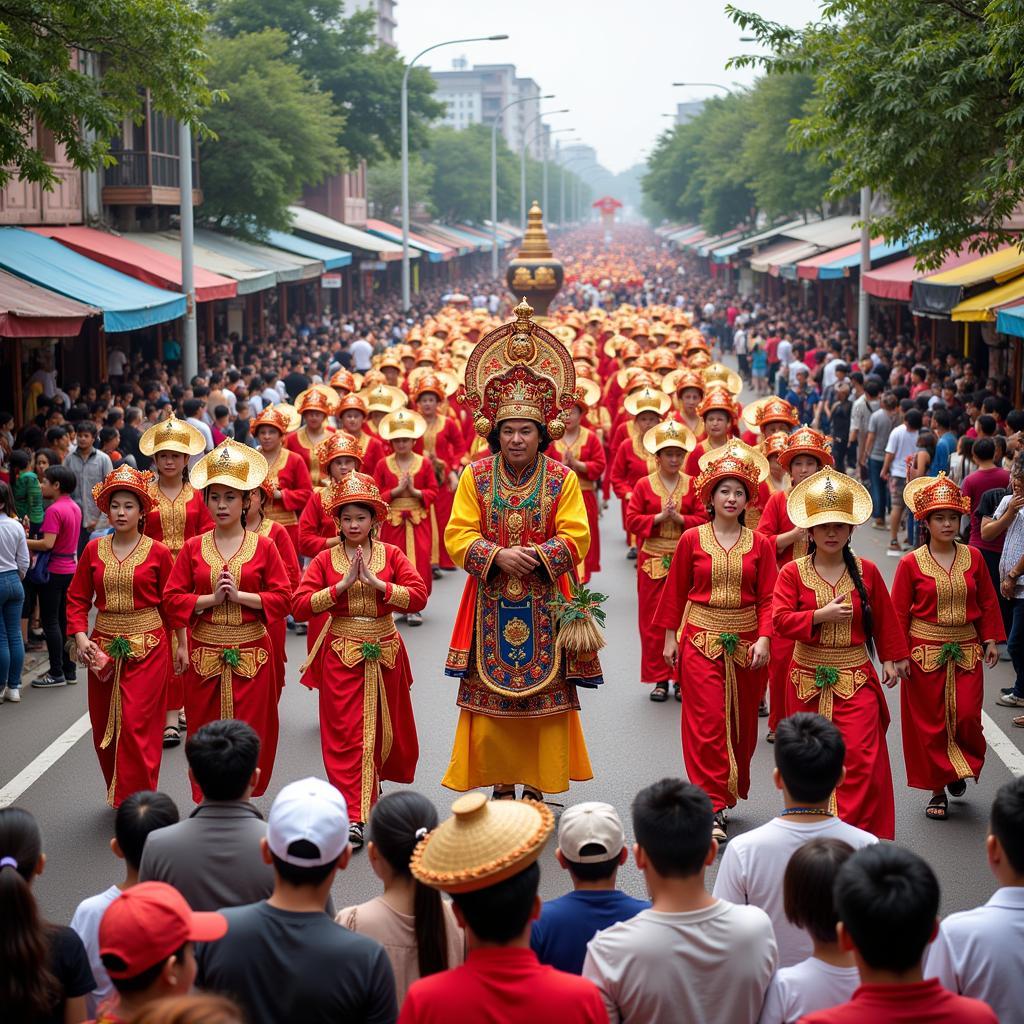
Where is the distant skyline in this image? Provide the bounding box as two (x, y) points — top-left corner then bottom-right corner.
(396, 1), (824, 174)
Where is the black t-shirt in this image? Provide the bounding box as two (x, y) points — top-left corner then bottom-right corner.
(977, 485), (1012, 524)
(282, 371), (311, 402)
(35, 925), (95, 1023)
(196, 902), (397, 1024)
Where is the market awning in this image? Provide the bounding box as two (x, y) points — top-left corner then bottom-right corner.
(413, 222), (474, 255)
(28, 225), (237, 302)
(195, 230), (322, 282)
(950, 276), (1024, 322)
(129, 232), (278, 296)
(0, 269), (100, 338)
(0, 227), (185, 332)
(670, 226), (706, 245)
(996, 304), (1024, 338)
(912, 244), (1024, 316)
(713, 217), (809, 262)
(287, 205), (412, 262)
(862, 244), (978, 302)
(749, 237), (817, 275)
(263, 229), (351, 271)
(697, 229), (745, 257)
(454, 223), (503, 250)
(795, 234), (926, 281)
(484, 220), (522, 242)
(363, 219), (453, 262)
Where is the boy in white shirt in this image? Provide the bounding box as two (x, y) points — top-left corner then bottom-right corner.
(713, 713), (877, 967)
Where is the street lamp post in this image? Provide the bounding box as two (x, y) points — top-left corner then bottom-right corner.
(672, 81), (733, 94)
(526, 127), (575, 218)
(520, 108), (569, 229)
(557, 155), (592, 226)
(491, 92), (554, 277)
(401, 33), (507, 312)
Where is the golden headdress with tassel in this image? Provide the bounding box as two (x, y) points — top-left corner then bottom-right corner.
(904, 472), (972, 521)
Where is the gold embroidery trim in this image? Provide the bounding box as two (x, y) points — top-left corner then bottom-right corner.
(388, 584), (411, 611)
(97, 535), (154, 613)
(698, 522), (753, 608)
(201, 531), (259, 626)
(310, 587), (336, 615)
(95, 608), (163, 634)
(912, 544), (970, 626)
(330, 542), (386, 617)
(150, 482), (192, 556)
(795, 555), (858, 647)
(193, 620), (267, 645)
(790, 641), (870, 722)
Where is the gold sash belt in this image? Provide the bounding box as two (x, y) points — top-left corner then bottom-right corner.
(95, 608), (163, 635)
(791, 642), (870, 722)
(684, 602), (759, 802)
(191, 620), (269, 720)
(908, 619), (979, 781)
(388, 497), (426, 564)
(640, 536), (679, 580)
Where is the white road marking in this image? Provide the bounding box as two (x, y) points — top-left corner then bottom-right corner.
(983, 711), (1024, 777)
(0, 713), (91, 808)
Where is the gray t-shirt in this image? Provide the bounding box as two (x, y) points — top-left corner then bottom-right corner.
(867, 408), (895, 461)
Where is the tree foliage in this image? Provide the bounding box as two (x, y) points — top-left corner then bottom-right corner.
(0, 0), (214, 188)
(726, 0), (1024, 267)
(206, 0), (444, 164)
(367, 155), (435, 220)
(199, 30), (345, 233)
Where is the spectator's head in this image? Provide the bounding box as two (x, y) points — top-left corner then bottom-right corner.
(556, 801), (628, 885)
(632, 778), (714, 881)
(989, 776), (1024, 884)
(931, 408), (951, 432)
(881, 393), (898, 411)
(263, 778), (351, 892)
(75, 421), (96, 449)
(42, 464), (76, 498)
(774, 713), (846, 804)
(8, 449), (29, 477)
(973, 437), (996, 465)
(127, 994), (245, 1024)
(784, 838), (855, 945)
(99, 426), (120, 453)
(182, 398), (203, 420)
(185, 719), (261, 802)
(367, 792), (450, 978)
(865, 379), (882, 399)
(976, 413), (997, 438)
(99, 882), (226, 1012)
(33, 448), (58, 474)
(835, 845), (939, 974)
(114, 791), (179, 874)
(904, 409), (922, 431)
(0, 807), (60, 1020)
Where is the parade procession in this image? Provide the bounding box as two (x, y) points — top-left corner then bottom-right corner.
(3, 2), (1024, 1023)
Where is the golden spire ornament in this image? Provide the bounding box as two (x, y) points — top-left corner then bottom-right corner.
(505, 201), (564, 314)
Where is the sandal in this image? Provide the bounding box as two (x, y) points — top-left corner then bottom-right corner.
(758, 698), (769, 718)
(673, 683), (682, 702)
(650, 682), (669, 702)
(492, 785), (517, 800)
(521, 786), (544, 803)
(712, 811), (728, 844)
(947, 779), (968, 798)
(349, 822), (365, 848)
(765, 730), (775, 744)
(925, 793), (948, 820)
(162, 725), (181, 748)
(1013, 714), (1024, 729)
(177, 710), (187, 730)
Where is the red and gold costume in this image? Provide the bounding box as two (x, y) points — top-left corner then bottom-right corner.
(442, 301), (602, 795)
(772, 467), (907, 839)
(683, 388), (741, 478)
(373, 409), (438, 595)
(252, 406), (314, 554)
(893, 476), (1004, 791)
(653, 447), (776, 813)
(339, 393), (388, 474)
(284, 385), (339, 486)
(662, 367), (706, 441)
(296, 432), (365, 560)
(67, 467), (174, 806)
(164, 441), (292, 802)
(294, 475), (426, 824)
(626, 421), (706, 687)
(610, 386), (668, 540)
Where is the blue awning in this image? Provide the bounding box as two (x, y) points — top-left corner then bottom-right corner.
(0, 227), (185, 332)
(814, 235), (933, 280)
(263, 229), (351, 271)
(996, 303), (1024, 338)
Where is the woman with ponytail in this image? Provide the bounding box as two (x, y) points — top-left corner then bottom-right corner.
(772, 466), (909, 840)
(336, 792), (464, 1005)
(0, 807), (94, 1022)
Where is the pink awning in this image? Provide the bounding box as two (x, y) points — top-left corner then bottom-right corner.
(0, 269), (100, 337)
(863, 245), (979, 302)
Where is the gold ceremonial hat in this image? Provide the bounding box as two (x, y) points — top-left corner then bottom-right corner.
(296, 383), (341, 417)
(316, 432), (364, 472)
(644, 419), (697, 456)
(695, 440), (769, 506)
(379, 408), (427, 442)
(702, 362), (742, 396)
(329, 368), (363, 394)
(251, 404), (300, 435)
(760, 431), (790, 460)
(190, 439), (269, 492)
(740, 396), (799, 435)
(410, 791), (554, 894)
(787, 465), (872, 529)
(697, 387), (738, 420)
(662, 367), (705, 397)
(92, 465), (157, 517)
(777, 426), (835, 472)
(322, 470), (388, 520)
(697, 437), (770, 477)
(361, 383), (408, 415)
(139, 415), (206, 457)
(572, 378), (602, 409)
(623, 386), (672, 418)
(904, 472), (971, 522)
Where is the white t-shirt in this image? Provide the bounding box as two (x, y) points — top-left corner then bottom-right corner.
(350, 338), (374, 371)
(776, 339), (793, 366)
(884, 424), (919, 480)
(582, 901), (777, 1024)
(925, 886), (1024, 1024)
(70, 884), (120, 1018)
(712, 816), (878, 967)
(759, 956), (861, 1024)
(787, 360), (811, 386)
(108, 348), (128, 376)
(821, 359), (839, 391)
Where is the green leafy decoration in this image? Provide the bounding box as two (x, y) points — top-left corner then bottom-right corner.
(105, 636), (133, 661)
(360, 640), (382, 662)
(551, 583), (608, 629)
(661, 554), (673, 570)
(815, 665), (839, 690)
(939, 642), (963, 665)
(719, 632), (740, 656)
(222, 648), (241, 668)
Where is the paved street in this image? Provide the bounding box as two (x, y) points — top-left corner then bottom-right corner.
(2, 357), (1023, 927)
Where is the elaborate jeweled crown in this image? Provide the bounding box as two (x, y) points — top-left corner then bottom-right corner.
(316, 431), (365, 471)
(322, 470), (388, 519)
(92, 464), (157, 515)
(755, 397), (799, 428)
(779, 426), (835, 470)
(296, 383), (340, 416)
(906, 472), (972, 522)
(251, 406), (293, 435)
(697, 386), (738, 419)
(695, 445), (767, 505)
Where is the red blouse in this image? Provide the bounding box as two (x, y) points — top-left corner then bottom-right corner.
(144, 482), (212, 559)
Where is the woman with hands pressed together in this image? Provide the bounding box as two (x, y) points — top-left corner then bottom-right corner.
(164, 440), (292, 803)
(293, 472), (426, 848)
(66, 466), (179, 806)
(893, 475), (1003, 822)
(653, 443), (777, 844)
(772, 466), (909, 840)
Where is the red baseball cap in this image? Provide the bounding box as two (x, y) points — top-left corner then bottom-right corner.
(99, 882), (227, 978)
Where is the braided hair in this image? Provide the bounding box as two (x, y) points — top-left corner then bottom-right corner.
(808, 536), (875, 659)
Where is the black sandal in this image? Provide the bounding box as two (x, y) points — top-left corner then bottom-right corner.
(162, 725), (181, 748)
(349, 822), (365, 848)
(925, 793), (948, 820)
(947, 779), (968, 798)
(492, 785), (517, 800)
(758, 698), (769, 718)
(521, 786), (544, 803)
(673, 683), (682, 702)
(650, 682), (669, 702)
(712, 811), (728, 843)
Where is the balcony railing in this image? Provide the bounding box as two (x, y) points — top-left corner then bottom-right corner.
(104, 150), (200, 189)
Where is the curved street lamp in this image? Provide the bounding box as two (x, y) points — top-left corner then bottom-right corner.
(520, 108), (569, 229)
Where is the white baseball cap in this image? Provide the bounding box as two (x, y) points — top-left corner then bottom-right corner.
(557, 801), (625, 864)
(267, 777), (349, 866)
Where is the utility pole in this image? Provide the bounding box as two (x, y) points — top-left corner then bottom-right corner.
(179, 123), (197, 384)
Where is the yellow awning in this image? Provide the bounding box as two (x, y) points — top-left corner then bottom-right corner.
(951, 276), (1024, 322)
(921, 244), (1024, 288)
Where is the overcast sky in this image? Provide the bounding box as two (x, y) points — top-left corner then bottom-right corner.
(395, 0), (824, 174)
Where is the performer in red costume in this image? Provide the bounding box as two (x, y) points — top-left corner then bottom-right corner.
(297, 432), (365, 560)
(661, 367), (706, 441)
(251, 405), (313, 556)
(684, 387), (740, 478)
(338, 392), (387, 475)
(285, 384), (338, 486)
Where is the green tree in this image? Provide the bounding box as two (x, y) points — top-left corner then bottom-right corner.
(367, 155), (434, 220)
(207, 0), (444, 164)
(426, 124), (518, 224)
(0, 0), (214, 188)
(642, 123), (702, 223)
(199, 30), (345, 232)
(727, 1), (1024, 267)
(689, 94), (756, 234)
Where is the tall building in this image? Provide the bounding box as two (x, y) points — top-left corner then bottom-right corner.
(345, 0), (398, 46)
(431, 61), (545, 157)
(675, 100), (706, 125)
